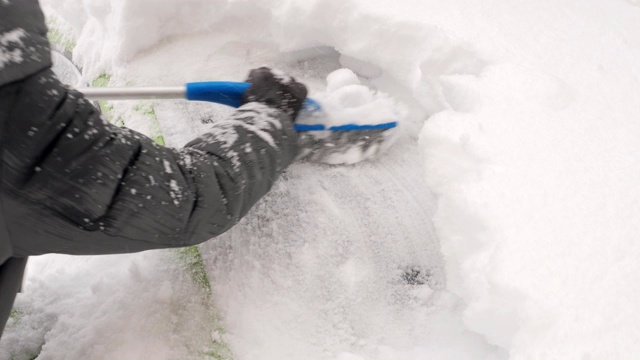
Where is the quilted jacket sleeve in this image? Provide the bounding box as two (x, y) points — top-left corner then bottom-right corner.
(1, 68), (298, 256)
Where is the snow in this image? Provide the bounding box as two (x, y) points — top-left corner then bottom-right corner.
(162, 159), (173, 174)
(4, 0), (640, 359)
(0, 28), (26, 69)
(326, 69), (360, 93)
(311, 68), (404, 128)
(1, 253), (216, 360)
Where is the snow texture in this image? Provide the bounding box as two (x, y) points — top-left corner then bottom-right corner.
(4, 0), (640, 359)
(1, 253), (215, 360)
(0, 28), (26, 69)
(306, 68), (405, 128)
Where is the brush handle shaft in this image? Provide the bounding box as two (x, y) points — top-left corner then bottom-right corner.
(77, 82), (396, 132)
(79, 81), (322, 110)
(80, 82), (248, 106)
(81, 86), (186, 100)
(81, 82), (251, 107)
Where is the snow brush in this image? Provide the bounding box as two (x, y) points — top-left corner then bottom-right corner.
(79, 82), (398, 165)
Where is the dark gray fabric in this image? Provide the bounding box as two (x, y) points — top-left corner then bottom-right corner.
(0, 258), (27, 340)
(0, 0), (298, 338)
(0, 214), (10, 265)
(0, 0), (51, 86)
(2, 70), (298, 255)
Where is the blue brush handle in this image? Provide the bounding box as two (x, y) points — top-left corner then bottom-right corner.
(186, 81), (324, 110)
(186, 81), (251, 108)
(185, 81), (396, 132)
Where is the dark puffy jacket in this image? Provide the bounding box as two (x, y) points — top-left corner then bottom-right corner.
(0, 0), (298, 338)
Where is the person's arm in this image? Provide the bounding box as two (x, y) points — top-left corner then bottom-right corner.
(1, 0), (307, 256)
(1, 64), (305, 256)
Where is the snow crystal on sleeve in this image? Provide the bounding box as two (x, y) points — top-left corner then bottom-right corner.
(168, 179), (183, 206)
(0, 28), (26, 69)
(162, 159), (173, 174)
(270, 67), (293, 84)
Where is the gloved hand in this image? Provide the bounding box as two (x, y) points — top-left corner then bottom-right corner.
(242, 67), (308, 120)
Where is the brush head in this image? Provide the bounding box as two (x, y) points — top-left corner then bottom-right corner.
(294, 68), (404, 165)
(296, 126), (399, 165)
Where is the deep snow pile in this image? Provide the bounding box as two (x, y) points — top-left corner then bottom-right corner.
(4, 0), (640, 359)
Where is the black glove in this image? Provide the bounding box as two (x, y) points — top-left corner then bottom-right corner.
(242, 67), (308, 120)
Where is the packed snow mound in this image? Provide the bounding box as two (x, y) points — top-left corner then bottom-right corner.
(412, 0), (640, 357)
(326, 69), (360, 93)
(308, 68), (405, 127)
